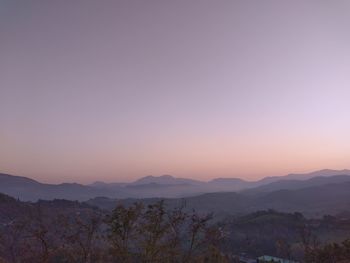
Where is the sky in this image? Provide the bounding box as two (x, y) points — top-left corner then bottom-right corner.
(1, 0), (350, 184)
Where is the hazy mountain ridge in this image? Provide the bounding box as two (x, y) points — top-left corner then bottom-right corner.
(130, 174), (205, 186)
(87, 181), (350, 218)
(0, 173), (127, 201)
(243, 174), (350, 194)
(1, 169), (350, 202)
(256, 169), (350, 184)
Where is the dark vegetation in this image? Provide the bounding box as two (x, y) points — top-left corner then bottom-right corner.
(0, 193), (226, 263)
(1, 193), (350, 262)
(220, 210), (350, 261)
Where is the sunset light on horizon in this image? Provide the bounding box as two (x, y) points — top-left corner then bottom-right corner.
(1, 1), (350, 184)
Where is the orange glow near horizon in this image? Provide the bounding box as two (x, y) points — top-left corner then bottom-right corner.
(1, 128), (349, 184)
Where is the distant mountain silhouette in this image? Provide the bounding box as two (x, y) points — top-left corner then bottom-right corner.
(256, 169), (350, 185)
(87, 181), (350, 218)
(131, 174), (204, 186)
(0, 173), (126, 201)
(208, 178), (251, 191)
(244, 174), (350, 194)
(1, 169), (350, 201)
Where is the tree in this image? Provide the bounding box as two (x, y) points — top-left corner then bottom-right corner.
(106, 201), (226, 263)
(60, 210), (104, 263)
(305, 239), (350, 263)
(107, 202), (144, 262)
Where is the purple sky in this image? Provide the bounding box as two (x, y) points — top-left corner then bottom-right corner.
(1, 1), (350, 183)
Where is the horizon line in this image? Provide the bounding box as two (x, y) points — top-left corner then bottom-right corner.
(1, 168), (350, 186)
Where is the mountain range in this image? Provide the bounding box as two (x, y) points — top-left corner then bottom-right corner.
(1, 169), (350, 202)
(87, 178), (350, 218)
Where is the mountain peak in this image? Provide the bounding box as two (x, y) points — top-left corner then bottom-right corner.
(132, 175), (178, 185)
(159, 174), (175, 179)
(131, 174), (203, 186)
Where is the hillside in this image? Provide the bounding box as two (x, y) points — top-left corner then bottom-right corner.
(1, 191), (350, 262)
(0, 173), (127, 201)
(1, 169), (350, 202)
(243, 174), (350, 194)
(87, 182), (350, 218)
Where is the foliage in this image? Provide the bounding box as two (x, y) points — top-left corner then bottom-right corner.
(304, 239), (350, 263)
(1, 193), (350, 263)
(0, 198), (227, 263)
(106, 200), (226, 263)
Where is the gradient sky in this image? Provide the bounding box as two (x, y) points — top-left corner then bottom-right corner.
(1, 1), (350, 184)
